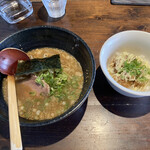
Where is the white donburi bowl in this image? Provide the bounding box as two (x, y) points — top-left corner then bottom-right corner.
(100, 30), (150, 97)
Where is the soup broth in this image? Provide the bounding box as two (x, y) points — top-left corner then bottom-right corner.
(2, 47), (84, 120)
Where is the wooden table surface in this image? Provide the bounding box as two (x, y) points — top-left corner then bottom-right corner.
(0, 0), (150, 150)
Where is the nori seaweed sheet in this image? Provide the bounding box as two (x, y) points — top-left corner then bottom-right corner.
(16, 54), (61, 76)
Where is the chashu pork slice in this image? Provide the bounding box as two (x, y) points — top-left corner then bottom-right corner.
(15, 75), (50, 97)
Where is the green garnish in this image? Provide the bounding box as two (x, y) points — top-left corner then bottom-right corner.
(118, 59), (150, 83)
(29, 91), (36, 96)
(35, 69), (68, 100)
(35, 74), (44, 86)
(35, 69), (81, 101)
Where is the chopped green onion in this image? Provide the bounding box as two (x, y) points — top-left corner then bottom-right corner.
(29, 91), (36, 96)
(118, 58), (150, 83)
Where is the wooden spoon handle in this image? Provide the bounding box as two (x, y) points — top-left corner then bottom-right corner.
(7, 75), (22, 150)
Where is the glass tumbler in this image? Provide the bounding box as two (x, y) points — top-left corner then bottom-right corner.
(42, 0), (67, 18)
(0, 0), (33, 24)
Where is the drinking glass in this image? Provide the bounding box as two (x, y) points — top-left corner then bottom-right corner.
(42, 0), (67, 18)
(0, 0), (33, 24)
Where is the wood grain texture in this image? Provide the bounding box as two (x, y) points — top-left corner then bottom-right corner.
(0, 0), (150, 150)
(8, 76), (22, 150)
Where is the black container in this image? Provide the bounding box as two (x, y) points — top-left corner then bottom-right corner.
(0, 26), (96, 127)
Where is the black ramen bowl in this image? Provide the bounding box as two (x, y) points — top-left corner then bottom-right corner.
(0, 26), (96, 127)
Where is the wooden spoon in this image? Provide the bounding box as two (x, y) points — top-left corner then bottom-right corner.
(0, 48), (30, 150)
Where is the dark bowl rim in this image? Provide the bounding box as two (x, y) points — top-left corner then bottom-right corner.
(0, 25), (96, 127)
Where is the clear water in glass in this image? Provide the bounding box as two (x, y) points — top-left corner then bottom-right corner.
(42, 0), (67, 18)
(0, 0), (33, 24)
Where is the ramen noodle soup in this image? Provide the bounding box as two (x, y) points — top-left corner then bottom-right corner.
(107, 51), (150, 91)
(2, 47), (84, 120)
